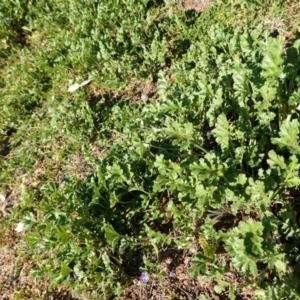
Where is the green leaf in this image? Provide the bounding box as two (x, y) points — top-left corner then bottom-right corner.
(272, 116), (300, 154)
(144, 225), (171, 258)
(212, 114), (230, 150)
(109, 192), (119, 208)
(214, 285), (225, 294)
(214, 281), (229, 294)
(236, 173), (247, 185)
(56, 263), (72, 283)
(232, 60), (250, 100)
(260, 85), (277, 103)
(206, 87), (223, 125)
(246, 179), (264, 201)
(199, 234), (215, 260)
(25, 233), (41, 249)
(258, 111), (276, 126)
(104, 223), (122, 251)
(189, 253), (208, 276)
(274, 260), (286, 274)
(74, 264), (85, 280)
(285, 155), (300, 187)
(203, 244), (215, 260)
(224, 219), (265, 275)
(228, 288), (236, 300)
(190, 153), (224, 181)
(230, 244), (258, 275)
(164, 117), (194, 150)
(285, 177), (300, 187)
(102, 252), (112, 271)
(260, 35), (284, 85)
(144, 224), (171, 245)
(157, 70), (169, 101)
(267, 150), (286, 169)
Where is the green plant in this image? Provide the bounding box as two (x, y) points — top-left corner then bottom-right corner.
(2, 0), (300, 299)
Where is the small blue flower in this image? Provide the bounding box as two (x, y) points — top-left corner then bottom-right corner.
(140, 272), (149, 284)
(5, 17), (10, 22)
(169, 270), (175, 277)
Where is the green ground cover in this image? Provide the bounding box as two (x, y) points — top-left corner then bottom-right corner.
(1, 0), (300, 299)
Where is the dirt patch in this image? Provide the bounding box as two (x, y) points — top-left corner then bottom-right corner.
(0, 235), (79, 300)
(183, 0), (212, 12)
(127, 78), (158, 102)
(119, 246), (220, 300)
(0, 243), (17, 300)
(0, 196), (81, 300)
(118, 250), (246, 300)
(0, 185), (23, 219)
(257, 2), (300, 46)
(60, 149), (94, 182)
(90, 78), (157, 105)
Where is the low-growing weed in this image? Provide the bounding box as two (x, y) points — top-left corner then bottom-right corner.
(1, 0), (300, 299)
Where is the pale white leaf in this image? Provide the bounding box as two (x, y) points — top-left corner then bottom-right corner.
(15, 222), (25, 233)
(79, 78), (92, 87)
(0, 193), (5, 202)
(67, 79), (92, 93)
(68, 83), (81, 93)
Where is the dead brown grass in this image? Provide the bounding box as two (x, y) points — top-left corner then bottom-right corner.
(183, 0), (212, 13)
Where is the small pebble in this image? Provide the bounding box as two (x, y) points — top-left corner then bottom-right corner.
(141, 94), (149, 102)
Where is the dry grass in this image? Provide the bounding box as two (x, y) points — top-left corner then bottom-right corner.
(90, 78), (157, 105)
(0, 223), (79, 300)
(183, 0), (212, 13)
(119, 250), (237, 300)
